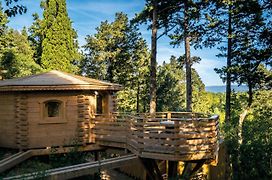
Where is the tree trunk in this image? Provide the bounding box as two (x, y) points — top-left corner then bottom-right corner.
(107, 62), (113, 82)
(224, 5), (233, 180)
(184, 0), (192, 112)
(225, 5), (232, 123)
(136, 79), (140, 113)
(236, 82), (253, 178)
(248, 81), (253, 107)
(238, 108), (248, 146)
(150, 0), (158, 115)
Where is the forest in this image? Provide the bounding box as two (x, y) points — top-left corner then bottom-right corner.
(0, 0), (271, 179)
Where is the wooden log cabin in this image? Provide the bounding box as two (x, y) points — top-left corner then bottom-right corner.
(0, 70), (122, 150)
(0, 70), (220, 178)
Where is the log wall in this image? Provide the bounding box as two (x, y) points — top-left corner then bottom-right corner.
(0, 93), (16, 148)
(16, 94), (29, 150)
(27, 92), (79, 148)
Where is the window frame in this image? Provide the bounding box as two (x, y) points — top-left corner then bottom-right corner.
(39, 98), (67, 124)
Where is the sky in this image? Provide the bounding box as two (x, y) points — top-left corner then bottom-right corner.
(6, 0), (226, 86)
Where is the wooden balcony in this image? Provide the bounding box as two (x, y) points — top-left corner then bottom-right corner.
(92, 112), (219, 163)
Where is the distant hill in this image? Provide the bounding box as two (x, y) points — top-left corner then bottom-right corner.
(205, 85), (248, 93)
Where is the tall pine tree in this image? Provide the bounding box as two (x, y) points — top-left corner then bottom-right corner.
(40, 0), (80, 72)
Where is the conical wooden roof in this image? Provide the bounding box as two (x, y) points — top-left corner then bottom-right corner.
(0, 70), (122, 91)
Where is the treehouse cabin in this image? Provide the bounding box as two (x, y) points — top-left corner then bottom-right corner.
(0, 71), (220, 178)
(0, 70), (122, 150)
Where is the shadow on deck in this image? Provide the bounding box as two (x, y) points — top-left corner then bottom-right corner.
(92, 112), (219, 164)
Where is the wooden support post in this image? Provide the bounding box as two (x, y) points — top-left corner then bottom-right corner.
(180, 160), (205, 179)
(94, 151), (100, 179)
(190, 160), (205, 177)
(140, 158), (163, 180)
(181, 162), (191, 180)
(94, 151), (99, 161)
(167, 112), (171, 119)
(168, 161), (178, 178)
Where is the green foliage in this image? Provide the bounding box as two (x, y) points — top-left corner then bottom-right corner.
(0, 157), (50, 178)
(3, 0), (27, 17)
(239, 91), (272, 179)
(223, 90), (272, 179)
(193, 91), (225, 122)
(212, 0), (271, 106)
(28, 13), (43, 65)
(156, 55), (222, 115)
(40, 0), (80, 73)
(0, 28), (42, 79)
(49, 149), (88, 168)
(157, 56), (186, 111)
(82, 12), (150, 112)
(0, 3), (8, 36)
(0, 4), (42, 79)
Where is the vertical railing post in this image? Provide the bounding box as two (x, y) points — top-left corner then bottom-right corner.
(167, 112), (171, 120)
(174, 120), (179, 158)
(140, 116), (145, 154)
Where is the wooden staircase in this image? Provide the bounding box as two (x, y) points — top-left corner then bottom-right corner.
(0, 151), (32, 173)
(3, 154), (138, 180)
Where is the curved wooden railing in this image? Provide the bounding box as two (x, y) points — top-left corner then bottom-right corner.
(92, 112), (219, 162)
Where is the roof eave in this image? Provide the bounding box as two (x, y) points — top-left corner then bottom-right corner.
(0, 85), (123, 91)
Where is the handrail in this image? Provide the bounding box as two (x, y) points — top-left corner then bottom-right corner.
(92, 112), (219, 162)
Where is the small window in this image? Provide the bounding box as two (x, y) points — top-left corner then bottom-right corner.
(96, 95), (103, 114)
(44, 101), (62, 117)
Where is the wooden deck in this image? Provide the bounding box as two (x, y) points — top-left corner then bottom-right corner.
(92, 112), (219, 163)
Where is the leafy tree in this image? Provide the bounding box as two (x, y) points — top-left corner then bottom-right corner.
(133, 0), (180, 114)
(0, 3), (8, 37)
(157, 55), (210, 113)
(157, 56), (186, 112)
(166, 0), (208, 112)
(203, 1), (271, 178)
(224, 90), (272, 179)
(239, 91), (272, 179)
(0, 3), (8, 58)
(40, 0), (80, 73)
(214, 0), (271, 107)
(82, 13), (150, 112)
(201, 0), (234, 122)
(205, 0), (272, 121)
(3, 0), (26, 17)
(0, 28), (42, 79)
(28, 13), (43, 65)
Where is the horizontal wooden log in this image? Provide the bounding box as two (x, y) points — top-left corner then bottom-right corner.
(130, 136), (216, 146)
(94, 125), (127, 131)
(95, 136), (126, 143)
(131, 130), (217, 139)
(140, 151), (214, 161)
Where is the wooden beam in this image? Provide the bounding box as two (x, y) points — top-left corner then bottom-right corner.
(168, 161), (178, 178)
(189, 160), (205, 177)
(140, 158), (163, 180)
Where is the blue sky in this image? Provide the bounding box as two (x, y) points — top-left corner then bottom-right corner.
(7, 0), (226, 86)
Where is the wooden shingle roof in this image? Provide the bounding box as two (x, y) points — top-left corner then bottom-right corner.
(0, 70), (122, 91)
